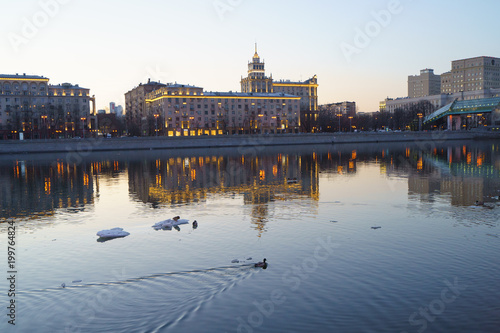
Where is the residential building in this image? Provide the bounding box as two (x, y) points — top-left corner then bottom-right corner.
(146, 84), (301, 136)
(125, 79), (166, 134)
(441, 71), (453, 94)
(125, 46), (318, 136)
(48, 82), (94, 138)
(0, 74), (95, 139)
(320, 101), (356, 116)
(444, 56), (500, 93)
(408, 68), (441, 98)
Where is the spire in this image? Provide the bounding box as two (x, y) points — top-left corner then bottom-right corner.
(253, 43), (259, 59)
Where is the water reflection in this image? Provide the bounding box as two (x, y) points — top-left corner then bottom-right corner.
(0, 159), (94, 220)
(127, 152), (320, 236)
(128, 154), (319, 206)
(1, 141), (499, 223)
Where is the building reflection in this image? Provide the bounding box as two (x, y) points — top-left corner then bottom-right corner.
(375, 143), (500, 206)
(128, 152), (320, 236)
(0, 159), (94, 219)
(1, 142), (498, 227)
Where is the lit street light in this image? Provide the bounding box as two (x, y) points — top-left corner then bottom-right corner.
(41, 115), (47, 139)
(81, 117), (86, 138)
(348, 116), (353, 132)
(337, 113), (343, 132)
(154, 114), (159, 136)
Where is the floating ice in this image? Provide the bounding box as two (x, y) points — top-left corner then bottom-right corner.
(152, 218), (189, 230)
(96, 228), (130, 238)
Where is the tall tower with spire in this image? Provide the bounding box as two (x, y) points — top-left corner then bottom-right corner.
(241, 44), (273, 93)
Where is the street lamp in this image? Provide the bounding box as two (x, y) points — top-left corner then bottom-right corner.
(41, 115), (47, 139)
(154, 114), (159, 136)
(337, 113), (343, 132)
(81, 117), (86, 138)
(417, 113), (423, 131)
(348, 116), (353, 132)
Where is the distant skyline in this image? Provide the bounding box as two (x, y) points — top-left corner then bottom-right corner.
(2, 0), (500, 112)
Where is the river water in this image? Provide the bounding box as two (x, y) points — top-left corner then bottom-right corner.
(1, 140), (499, 333)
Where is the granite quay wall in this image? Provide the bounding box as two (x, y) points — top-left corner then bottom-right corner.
(0, 132), (499, 155)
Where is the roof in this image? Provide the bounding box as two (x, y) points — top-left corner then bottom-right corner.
(204, 91), (299, 98)
(0, 74), (49, 81)
(424, 97), (500, 123)
(146, 91), (301, 102)
(166, 83), (202, 89)
(49, 83), (89, 90)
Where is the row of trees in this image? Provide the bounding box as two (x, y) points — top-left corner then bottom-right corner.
(318, 101), (437, 132)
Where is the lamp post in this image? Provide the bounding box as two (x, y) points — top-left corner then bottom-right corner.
(81, 117), (86, 138)
(41, 115), (47, 139)
(348, 116), (353, 132)
(417, 113), (423, 131)
(154, 114), (159, 136)
(337, 113), (342, 132)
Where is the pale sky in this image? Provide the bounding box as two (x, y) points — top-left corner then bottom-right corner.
(2, 0), (499, 112)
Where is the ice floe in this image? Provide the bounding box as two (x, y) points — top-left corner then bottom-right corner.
(96, 227), (130, 238)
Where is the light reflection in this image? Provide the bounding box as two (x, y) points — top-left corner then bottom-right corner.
(1, 142), (499, 225)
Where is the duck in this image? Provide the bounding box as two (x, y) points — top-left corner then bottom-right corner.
(254, 258), (267, 267)
(193, 220), (198, 228)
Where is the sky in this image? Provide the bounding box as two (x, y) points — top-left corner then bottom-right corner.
(1, 0), (500, 112)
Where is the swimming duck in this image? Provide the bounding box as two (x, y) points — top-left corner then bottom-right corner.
(255, 258), (267, 267)
(193, 220), (198, 228)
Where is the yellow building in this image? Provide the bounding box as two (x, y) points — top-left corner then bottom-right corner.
(240, 45), (319, 132)
(145, 83), (301, 136)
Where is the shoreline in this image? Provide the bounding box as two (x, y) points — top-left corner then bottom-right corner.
(0, 131), (499, 155)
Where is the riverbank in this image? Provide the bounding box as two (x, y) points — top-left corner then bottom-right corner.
(0, 131), (499, 154)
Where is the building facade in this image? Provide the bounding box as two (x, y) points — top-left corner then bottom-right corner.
(0, 74), (95, 139)
(240, 46), (319, 132)
(125, 46), (318, 136)
(444, 56), (500, 94)
(145, 84), (301, 136)
(408, 68), (441, 98)
(125, 79), (166, 135)
(382, 56), (500, 114)
(240, 46), (273, 93)
(319, 101), (356, 116)
(383, 88), (500, 113)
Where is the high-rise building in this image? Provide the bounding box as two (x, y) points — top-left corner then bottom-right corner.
(240, 45), (319, 131)
(383, 56), (500, 113)
(442, 56), (500, 94)
(240, 45), (273, 93)
(125, 47), (318, 135)
(408, 69), (441, 98)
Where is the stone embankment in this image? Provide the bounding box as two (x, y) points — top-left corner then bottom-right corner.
(0, 131), (498, 155)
